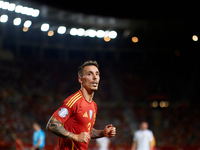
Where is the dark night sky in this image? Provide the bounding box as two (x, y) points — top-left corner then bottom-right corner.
(30, 0), (200, 20)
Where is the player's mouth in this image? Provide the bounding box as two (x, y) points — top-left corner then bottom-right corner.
(91, 82), (98, 87)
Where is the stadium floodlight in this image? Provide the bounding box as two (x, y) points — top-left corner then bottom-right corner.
(26, 8), (34, 16)
(0, 14), (8, 23)
(41, 23), (49, 32)
(21, 6), (29, 15)
(15, 5), (23, 13)
(57, 26), (66, 34)
(1, 1), (9, 10)
(70, 28), (77, 36)
(192, 35), (198, 41)
(8, 3), (15, 11)
(109, 31), (117, 39)
(0, 1), (4, 9)
(13, 18), (21, 26)
(23, 20), (32, 28)
(85, 29), (96, 38)
(77, 28), (85, 36)
(32, 9), (40, 17)
(96, 30), (105, 38)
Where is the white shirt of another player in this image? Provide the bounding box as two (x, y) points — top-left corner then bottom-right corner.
(96, 137), (110, 150)
(133, 129), (153, 150)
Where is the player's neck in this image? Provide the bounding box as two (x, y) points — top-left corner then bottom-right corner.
(80, 88), (94, 103)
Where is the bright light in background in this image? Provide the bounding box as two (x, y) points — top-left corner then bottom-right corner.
(0, 1), (40, 17)
(77, 28), (85, 36)
(70, 28), (77, 36)
(104, 36), (111, 42)
(26, 8), (34, 16)
(0, 1), (3, 8)
(19, 6), (39, 17)
(109, 31), (117, 39)
(15, 5), (23, 13)
(132, 36), (139, 43)
(8, 3), (15, 11)
(1, 1), (9, 10)
(150, 101), (169, 108)
(151, 101), (158, 108)
(41, 23), (49, 32)
(21, 6), (29, 15)
(13, 18), (21, 26)
(48, 30), (54, 36)
(23, 27), (29, 32)
(0, 14), (8, 23)
(69, 28), (117, 39)
(32, 9), (40, 17)
(57, 26), (66, 34)
(96, 30), (105, 38)
(0, 1), (119, 40)
(23, 20), (32, 28)
(86, 29), (96, 38)
(192, 35), (198, 41)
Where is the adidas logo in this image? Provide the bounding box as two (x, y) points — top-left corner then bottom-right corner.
(83, 112), (88, 118)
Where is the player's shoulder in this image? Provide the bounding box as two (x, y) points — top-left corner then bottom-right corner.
(145, 129), (153, 135)
(146, 129), (153, 133)
(63, 90), (83, 108)
(92, 100), (97, 107)
(135, 130), (141, 135)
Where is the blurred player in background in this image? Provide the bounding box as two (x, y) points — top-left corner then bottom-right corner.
(32, 122), (45, 150)
(151, 135), (156, 150)
(11, 133), (24, 150)
(131, 121), (154, 150)
(96, 137), (110, 150)
(46, 60), (116, 150)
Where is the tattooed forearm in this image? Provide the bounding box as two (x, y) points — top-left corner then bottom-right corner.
(47, 116), (75, 141)
(91, 128), (104, 139)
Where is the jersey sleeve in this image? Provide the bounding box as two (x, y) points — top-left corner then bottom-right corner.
(149, 131), (154, 141)
(133, 132), (138, 142)
(39, 132), (45, 143)
(52, 98), (76, 124)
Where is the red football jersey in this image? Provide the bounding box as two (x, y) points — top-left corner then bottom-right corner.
(52, 90), (97, 150)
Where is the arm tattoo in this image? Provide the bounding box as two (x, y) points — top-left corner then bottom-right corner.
(47, 117), (75, 140)
(91, 128), (104, 139)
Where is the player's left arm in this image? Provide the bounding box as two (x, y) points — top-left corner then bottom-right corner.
(31, 140), (41, 150)
(91, 124), (116, 139)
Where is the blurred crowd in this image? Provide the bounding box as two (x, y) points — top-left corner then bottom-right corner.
(0, 58), (200, 148)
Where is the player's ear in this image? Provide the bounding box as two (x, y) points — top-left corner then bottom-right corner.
(78, 76), (83, 84)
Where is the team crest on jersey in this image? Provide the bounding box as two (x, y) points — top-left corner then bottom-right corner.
(58, 108), (68, 118)
(89, 110), (93, 119)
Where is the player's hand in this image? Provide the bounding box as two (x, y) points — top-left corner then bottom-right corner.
(75, 132), (90, 143)
(103, 124), (116, 137)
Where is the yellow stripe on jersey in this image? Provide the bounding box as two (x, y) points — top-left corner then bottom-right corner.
(69, 95), (81, 108)
(72, 141), (74, 150)
(66, 92), (81, 106)
(67, 94), (81, 107)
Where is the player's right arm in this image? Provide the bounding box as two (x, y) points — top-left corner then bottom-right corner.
(131, 141), (137, 150)
(46, 116), (90, 143)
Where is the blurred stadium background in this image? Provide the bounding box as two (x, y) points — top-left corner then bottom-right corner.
(1, 0), (200, 150)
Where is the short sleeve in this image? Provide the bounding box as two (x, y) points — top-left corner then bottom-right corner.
(133, 132), (138, 141)
(39, 132), (45, 141)
(149, 131), (154, 141)
(52, 100), (75, 124)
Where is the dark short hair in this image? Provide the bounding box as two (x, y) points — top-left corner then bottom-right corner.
(78, 60), (99, 77)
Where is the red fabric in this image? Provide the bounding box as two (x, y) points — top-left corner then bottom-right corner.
(52, 90), (97, 150)
(15, 139), (23, 150)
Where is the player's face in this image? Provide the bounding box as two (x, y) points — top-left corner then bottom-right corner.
(79, 65), (100, 92)
(140, 122), (148, 130)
